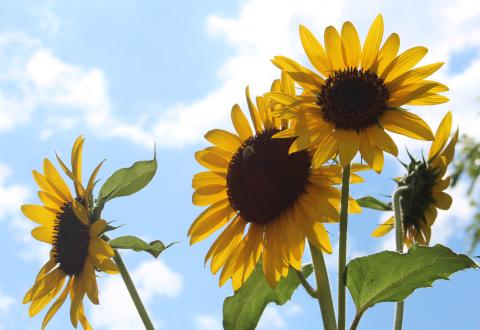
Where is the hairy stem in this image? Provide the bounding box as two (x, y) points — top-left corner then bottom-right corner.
(309, 242), (337, 330)
(338, 163), (351, 330)
(114, 250), (155, 330)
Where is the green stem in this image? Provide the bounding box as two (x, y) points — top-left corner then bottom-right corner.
(294, 268), (318, 299)
(349, 312), (364, 330)
(392, 186), (410, 330)
(309, 242), (337, 330)
(338, 163), (351, 330)
(113, 250), (155, 330)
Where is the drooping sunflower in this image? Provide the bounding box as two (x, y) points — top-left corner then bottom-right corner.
(189, 74), (363, 289)
(372, 111), (458, 246)
(22, 136), (119, 329)
(266, 14), (447, 172)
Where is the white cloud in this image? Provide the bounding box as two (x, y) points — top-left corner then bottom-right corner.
(257, 302), (302, 330)
(0, 289), (14, 315)
(91, 259), (183, 330)
(194, 314), (222, 330)
(2, 0), (480, 150)
(0, 163), (50, 264)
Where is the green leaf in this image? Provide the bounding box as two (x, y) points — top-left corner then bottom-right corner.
(356, 196), (392, 211)
(109, 235), (174, 258)
(346, 244), (477, 322)
(98, 150), (157, 204)
(223, 263), (313, 330)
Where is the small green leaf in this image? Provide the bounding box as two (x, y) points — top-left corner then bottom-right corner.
(98, 150), (157, 204)
(346, 244), (477, 323)
(356, 196), (392, 211)
(109, 235), (173, 258)
(223, 263), (312, 330)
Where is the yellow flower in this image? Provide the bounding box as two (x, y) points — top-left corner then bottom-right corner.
(22, 136), (119, 329)
(189, 74), (363, 289)
(266, 14), (447, 172)
(372, 112), (458, 246)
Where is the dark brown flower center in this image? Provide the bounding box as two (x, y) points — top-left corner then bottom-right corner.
(226, 128), (311, 225)
(317, 68), (389, 130)
(53, 201), (90, 276)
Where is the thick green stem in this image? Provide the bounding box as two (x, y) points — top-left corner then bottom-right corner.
(113, 250), (155, 330)
(338, 163), (351, 330)
(309, 242), (337, 330)
(392, 186), (410, 330)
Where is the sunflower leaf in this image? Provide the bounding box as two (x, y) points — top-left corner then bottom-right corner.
(356, 196), (392, 211)
(223, 263), (313, 330)
(98, 148), (157, 204)
(109, 235), (174, 258)
(346, 244), (477, 326)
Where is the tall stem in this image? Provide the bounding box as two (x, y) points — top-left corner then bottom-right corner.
(392, 186), (410, 330)
(113, 250), (155, 330)
(338, 163), (351, 330)
(309, 242), (337, 330)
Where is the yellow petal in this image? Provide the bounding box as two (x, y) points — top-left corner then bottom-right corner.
(72, 199), (90, 225)
(359, 130), (384, 173)
(192, 185), (227, 206)
(38, 191), (63, 209)
(83, 257), (99, 305)
(204, 129), (242, 153)
(21, 204), (57, 226)
(271, 56), (324, 92)
(382, 46), (428, 82)
(376, 33), (400, 75)
(333, 129), (359, 166)
(194, 149), (229, 172)
(341, 21), (361, 68)
(246, 86), (263, 132)
(96, 258), (119, 274)
(407, 93), (449, 106)
(192, 171), (226, 190)
(440, 128), (458, 165)
(86, 160), (105, 199)
(433, 192), (452, 210)
(31, 226), (54, 243)
(71, 136), (85, 197)
(387, 62), (444, 90)
(380, 110), (434, 140)
(69, 277), (86, 328)
(189, 205), (236, 245)
(361, 14), (384, 70)
(324, 26), (345, 70)
(366, 126), (398, 156)
(312, 134), (338, 168)
(372, 216), (395, 237)
(428, 111), (452, 161)
(41, 278), (71, 330)
(295, 206), (332, 254)
(231, 104), (253, 141)
(299, 25), (332, 76)
(89, 219), (107, 237)
(388, 83), (439, 107)
(206, 216), (246, 273)
(89, 237), (114, 261)
(43, 159), (73, 202)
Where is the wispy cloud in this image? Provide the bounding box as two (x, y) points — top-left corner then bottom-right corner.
(90, 258), (183, 330)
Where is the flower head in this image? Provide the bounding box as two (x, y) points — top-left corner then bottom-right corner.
(189, 75), (363, 289)
(267, 14), (447, 172)
(22, 136), (119, 329)
(372, 112), (458, 246)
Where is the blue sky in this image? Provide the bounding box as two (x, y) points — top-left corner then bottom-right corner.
(0, 1), (479, 329)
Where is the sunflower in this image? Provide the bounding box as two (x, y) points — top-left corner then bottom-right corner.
(372, 111), (458, 246)
(22, 136), (119, 329)
(266, 14), (447, 172)
(189, 75), (363, 289)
